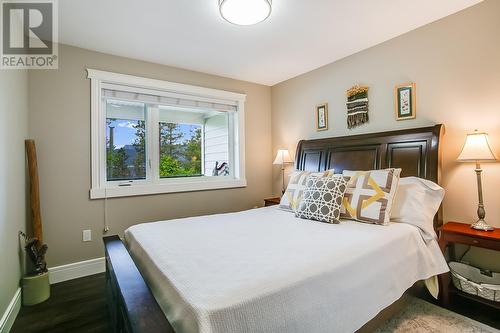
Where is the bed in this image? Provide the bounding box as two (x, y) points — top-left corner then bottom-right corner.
(104, 124), (447, 333)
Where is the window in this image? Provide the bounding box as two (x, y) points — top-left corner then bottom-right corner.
(88, 69), (246, 199)
(106, 100), (146, 181)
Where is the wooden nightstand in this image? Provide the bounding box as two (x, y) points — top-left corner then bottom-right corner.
(264, 197), (281, 207)
(438, 221), (500, 309)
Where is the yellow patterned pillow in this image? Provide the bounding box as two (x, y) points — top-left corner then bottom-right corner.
(340, 168), (401, 225)
(279, 170), (335, 212)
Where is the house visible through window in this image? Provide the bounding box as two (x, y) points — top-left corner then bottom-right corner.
(89, 69), (246, 198)
(157, 106), (230, 179)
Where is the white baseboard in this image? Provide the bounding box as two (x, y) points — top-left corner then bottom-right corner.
(48, 257), (105, 284)
(0, 259), (105, 332)
(0, 288), (21, 333)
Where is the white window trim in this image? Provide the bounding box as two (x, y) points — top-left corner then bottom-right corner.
(87, 69), (246, 199)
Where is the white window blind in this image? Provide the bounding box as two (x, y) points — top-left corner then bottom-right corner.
(102, 85), (237, 112)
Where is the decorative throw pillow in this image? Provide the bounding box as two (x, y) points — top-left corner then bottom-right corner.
(295, 175), (349, 224)
(340, 168), (401, 225)
(279, 169), (335, 212)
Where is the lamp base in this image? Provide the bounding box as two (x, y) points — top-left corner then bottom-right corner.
(471, 219), (495, 231)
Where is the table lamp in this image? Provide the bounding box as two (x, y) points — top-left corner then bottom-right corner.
(457, 130), (497, 231)
(273, 149), (293, 195)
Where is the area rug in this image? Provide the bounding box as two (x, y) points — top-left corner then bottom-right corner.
(376, 296), (499, 333)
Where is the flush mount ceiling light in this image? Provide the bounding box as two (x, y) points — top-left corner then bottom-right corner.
(219, 0), (272, 26)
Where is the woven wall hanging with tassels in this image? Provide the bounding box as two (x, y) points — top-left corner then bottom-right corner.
(346, 85), (369, 129)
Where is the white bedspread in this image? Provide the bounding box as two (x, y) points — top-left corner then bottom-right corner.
(124, 206), (448, 333)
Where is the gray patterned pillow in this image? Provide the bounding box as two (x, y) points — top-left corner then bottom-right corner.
(295, 175), (349, 224)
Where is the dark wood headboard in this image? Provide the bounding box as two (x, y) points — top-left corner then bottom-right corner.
(295, 124), (444, 228)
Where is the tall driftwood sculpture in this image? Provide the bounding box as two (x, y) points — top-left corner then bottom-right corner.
(25, 140), (43, 244)
(22, 140), (49, 307)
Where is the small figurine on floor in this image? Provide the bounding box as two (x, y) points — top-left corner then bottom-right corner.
(20, 231), (48, 275)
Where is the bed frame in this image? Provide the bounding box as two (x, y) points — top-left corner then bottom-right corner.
(103, 124), (445, 333)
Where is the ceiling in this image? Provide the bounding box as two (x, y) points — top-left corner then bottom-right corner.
(59, 0), (482, 86)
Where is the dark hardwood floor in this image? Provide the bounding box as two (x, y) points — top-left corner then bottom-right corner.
(11, 273), (110, 333)
(11, 274), (500, 332)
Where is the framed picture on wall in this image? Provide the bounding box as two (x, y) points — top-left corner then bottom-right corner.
(395, 82), (416, 121)
(316, 103), (328, 131)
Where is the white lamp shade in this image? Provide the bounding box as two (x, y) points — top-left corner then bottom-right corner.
(273, 149), (292, 165)
(457, 131), (497, 162)
(219, 0), (272, 26)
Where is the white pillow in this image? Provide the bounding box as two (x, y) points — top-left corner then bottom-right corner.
(391, 177), (445, 243)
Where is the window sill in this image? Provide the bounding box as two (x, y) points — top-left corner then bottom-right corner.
(90, 178), (247, 199)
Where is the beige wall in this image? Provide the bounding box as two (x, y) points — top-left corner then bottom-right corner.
(28, 44), (272, 267)
(20, 0), (500, 273)
(0, 70), (28, 319)
(271, 0), (500, 270)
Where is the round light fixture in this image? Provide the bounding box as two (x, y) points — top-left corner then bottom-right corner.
(219, 0), (272, 26)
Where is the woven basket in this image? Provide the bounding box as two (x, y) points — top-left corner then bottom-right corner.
(449, 261), (500, 302)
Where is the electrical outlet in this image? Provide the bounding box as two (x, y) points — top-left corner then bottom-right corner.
(82, 229), (92, 242)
